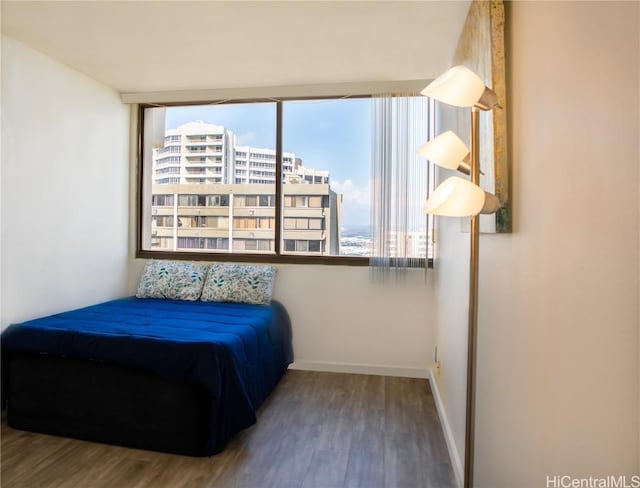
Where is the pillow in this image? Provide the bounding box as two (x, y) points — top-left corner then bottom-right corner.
(136, 260), (208, 301)
(201, 263), (276, 305)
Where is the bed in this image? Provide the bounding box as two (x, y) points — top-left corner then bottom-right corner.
(1, 296), (293, 456)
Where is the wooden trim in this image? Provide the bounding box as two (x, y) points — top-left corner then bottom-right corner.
(136, 249), (371, 267)
(136, 249), (432, 268)
(136, 104), (145, 255)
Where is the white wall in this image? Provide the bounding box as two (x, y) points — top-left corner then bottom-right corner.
(126, 256), (436, 378)
(1, 36), (131, 328)
(432, 2), (640, 486)
(276, 265), (435, 378)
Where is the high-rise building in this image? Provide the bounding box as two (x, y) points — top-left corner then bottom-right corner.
(149, 121), (341, 255)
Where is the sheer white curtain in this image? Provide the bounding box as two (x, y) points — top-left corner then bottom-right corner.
(370, 94), (428, 280)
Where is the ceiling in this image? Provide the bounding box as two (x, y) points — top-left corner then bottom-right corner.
(1, 1), (470, 94)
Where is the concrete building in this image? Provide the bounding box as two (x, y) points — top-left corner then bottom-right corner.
(150, 121), (340, 255)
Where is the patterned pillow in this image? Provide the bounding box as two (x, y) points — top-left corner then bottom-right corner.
(201, 263), (276, 305)
(136, 260), (208, 301)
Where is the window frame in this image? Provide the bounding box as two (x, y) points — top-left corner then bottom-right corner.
(136, 96), (432, 267)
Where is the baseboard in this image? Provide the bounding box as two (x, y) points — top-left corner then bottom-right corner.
(429, 367), (464, 488)
(289, 360), (428, 379)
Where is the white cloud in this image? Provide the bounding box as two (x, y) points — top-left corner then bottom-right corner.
(235, 131), (256, 145)
(331, 179), (371, 207)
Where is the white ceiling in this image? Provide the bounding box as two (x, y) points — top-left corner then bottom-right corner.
(1, 1), (470, 94)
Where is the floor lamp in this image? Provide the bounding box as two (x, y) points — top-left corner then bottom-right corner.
(418, 65), (501, 488)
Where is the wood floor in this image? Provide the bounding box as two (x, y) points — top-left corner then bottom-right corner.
(1, 370), (455, 488)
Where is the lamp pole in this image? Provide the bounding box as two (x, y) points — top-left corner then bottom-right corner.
(419, 64), (501, 488)
(464, 107), (481, 488)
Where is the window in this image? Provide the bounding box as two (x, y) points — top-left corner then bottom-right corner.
(152, 194), (174, 206)
(177, 237), (228, 250)
(233, 239), (272, 252)
(284, 196), (310, 208)
(178, 195), (205, 206)
(178, 216), (228, 228)
(283, 239), (323, 253)
(157, 156), (181, 165)
(156, 167), (181, 175)
(309, 219), (323, 230)
(233, 217), (274, 229)
(152, 216), (174, 227)
(235, 195), (275, 208)
(283, 217), (324, 230)
(259, 195), (274, 207)
(138, 96), (430, 265)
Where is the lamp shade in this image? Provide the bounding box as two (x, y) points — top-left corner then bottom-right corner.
(421, 65), (498, 110)
(417, 131), (470, 175)
(424, 176), (500, 216)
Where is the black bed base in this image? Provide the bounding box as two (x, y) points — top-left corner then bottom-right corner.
(4, 351), (218, 456)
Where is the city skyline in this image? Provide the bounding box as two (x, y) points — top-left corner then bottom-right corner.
(148, 120), (342, 256)
(165, 99), (371, 227)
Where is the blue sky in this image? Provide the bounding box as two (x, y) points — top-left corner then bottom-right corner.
(165, 100), (372, 226)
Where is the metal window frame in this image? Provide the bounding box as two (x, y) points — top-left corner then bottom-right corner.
(136, 96), (432, 267)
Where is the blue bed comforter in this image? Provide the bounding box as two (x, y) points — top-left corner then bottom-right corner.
(1, 297), (293, 452)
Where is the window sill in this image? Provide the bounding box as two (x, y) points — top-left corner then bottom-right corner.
(136, 249), (433, 268)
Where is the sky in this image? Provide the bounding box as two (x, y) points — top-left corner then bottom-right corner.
(165, 99), (372, 227)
